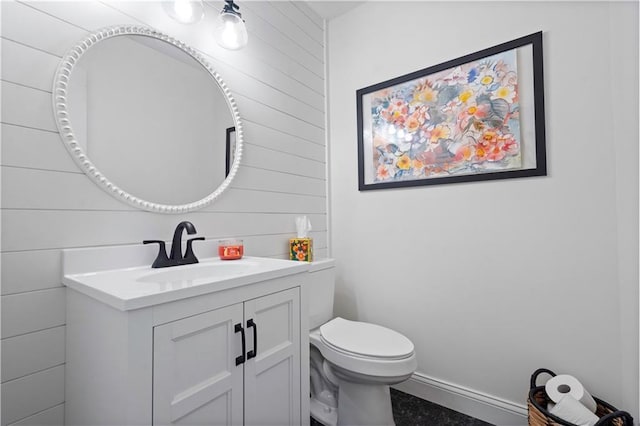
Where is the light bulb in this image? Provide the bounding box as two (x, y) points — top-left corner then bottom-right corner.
(213, 11), (248, 50)
(163, 0), (204, 24)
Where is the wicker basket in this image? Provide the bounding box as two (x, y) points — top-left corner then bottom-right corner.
(528, 368), (633, 426)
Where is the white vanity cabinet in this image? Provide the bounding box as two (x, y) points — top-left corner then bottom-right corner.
(62, 252), (310, 426)
(153, 287), (300, 426)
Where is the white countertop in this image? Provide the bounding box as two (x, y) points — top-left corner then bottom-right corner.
(63, 256), (311, 311)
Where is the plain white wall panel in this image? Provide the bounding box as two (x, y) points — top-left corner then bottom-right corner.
(202, 189), (327, 215)
(232, 167), (326, 197)
(1, 250), (63, 295)
(0, 1), (326, 422)
(1, 82), (56, 132)
(1, 167), (131, 211)
(204, 23), (325, 100)
(236, 94), (324, 144)
(193, 34), (324, 112)
(23, 0), (139, 29)
(293, 2), (323, 29)
(1, 125), (78, 172)
(211, 59), (324, 128)
(8, 404), (64, 426)
(327, 1), (637, 423)
(243, 121), (326, 163)
(226, 32), (325, 98)
(1, 288), (66, 338)
(271, 2), (324, 46)
(241, 2), (323, 61)
(1, 366), (65, 426)
(313, 248), (328, 259)
(242, 144), (325, 180)
(2, 327), (65, 382)
(1, 39), (61, 92)
(228, 2), (323, 80)
(0, 1), (87, 56)
(216, 38), (324, 108)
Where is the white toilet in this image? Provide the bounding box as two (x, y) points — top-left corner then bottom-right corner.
(307, 260), (417, 426)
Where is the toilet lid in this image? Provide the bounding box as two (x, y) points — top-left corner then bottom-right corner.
(319, 317), (414, 359)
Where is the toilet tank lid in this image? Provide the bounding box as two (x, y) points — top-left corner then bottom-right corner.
(320, 317), (414, 359)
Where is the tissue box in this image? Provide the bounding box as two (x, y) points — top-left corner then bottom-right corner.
(290, 238), (313, 262)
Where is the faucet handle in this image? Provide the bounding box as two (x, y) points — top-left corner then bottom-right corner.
(184, 237), (205, 264)
(143, 240), (171, 268)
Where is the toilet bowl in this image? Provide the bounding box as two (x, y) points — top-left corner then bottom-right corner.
(307, 260), (417, 426)
(310, 317), (417, 426)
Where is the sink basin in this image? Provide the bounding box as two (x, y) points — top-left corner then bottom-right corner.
(62, 253), (311, 311)
(137, 260), (259, 284)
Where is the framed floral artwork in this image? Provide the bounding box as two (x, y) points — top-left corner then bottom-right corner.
(357, 32), (546, 190)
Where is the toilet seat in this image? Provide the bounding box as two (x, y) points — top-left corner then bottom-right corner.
(320, 317), (414, 360)
(310, 318), (417, 379)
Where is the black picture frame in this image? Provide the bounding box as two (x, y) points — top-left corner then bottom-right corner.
(356, 32), (546, 191)
(225, 126), (236, 178)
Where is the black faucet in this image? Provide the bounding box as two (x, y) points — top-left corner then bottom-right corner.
(143, 221), (205, 268)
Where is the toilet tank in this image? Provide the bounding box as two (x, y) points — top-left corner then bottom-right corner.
(307, 258), (335, 329)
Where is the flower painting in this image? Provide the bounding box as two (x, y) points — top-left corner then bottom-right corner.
(357, 32), (546, 190)
(371, 50), (520, 182)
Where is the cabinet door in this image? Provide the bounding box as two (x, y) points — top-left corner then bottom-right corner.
(153, 303), (244, 426)
(243, 287), (301, 426)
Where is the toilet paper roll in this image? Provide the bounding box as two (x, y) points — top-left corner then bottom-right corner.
(549, 395), (599, 426)
(545, 374), (598, 413)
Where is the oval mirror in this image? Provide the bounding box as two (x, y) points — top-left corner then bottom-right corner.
(53, 26), (243, 213)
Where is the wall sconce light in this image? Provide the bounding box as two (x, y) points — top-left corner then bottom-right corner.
(212, 0), (248, 50)
(162, 0), (204, 24)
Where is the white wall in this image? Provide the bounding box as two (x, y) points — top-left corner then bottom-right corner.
(327, 1), (638, 425)
(0, 1), (325, 424)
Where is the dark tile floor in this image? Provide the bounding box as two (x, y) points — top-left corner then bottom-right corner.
(390, 389), (493, 425)
(311, 389), (493, 426)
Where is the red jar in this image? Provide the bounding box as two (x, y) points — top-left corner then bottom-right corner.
(218, 239), (244, 260)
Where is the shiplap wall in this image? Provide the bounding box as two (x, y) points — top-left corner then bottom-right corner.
(0, 1), (326, 424)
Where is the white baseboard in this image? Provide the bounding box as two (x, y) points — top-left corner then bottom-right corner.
(392, 372), (528, 426)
